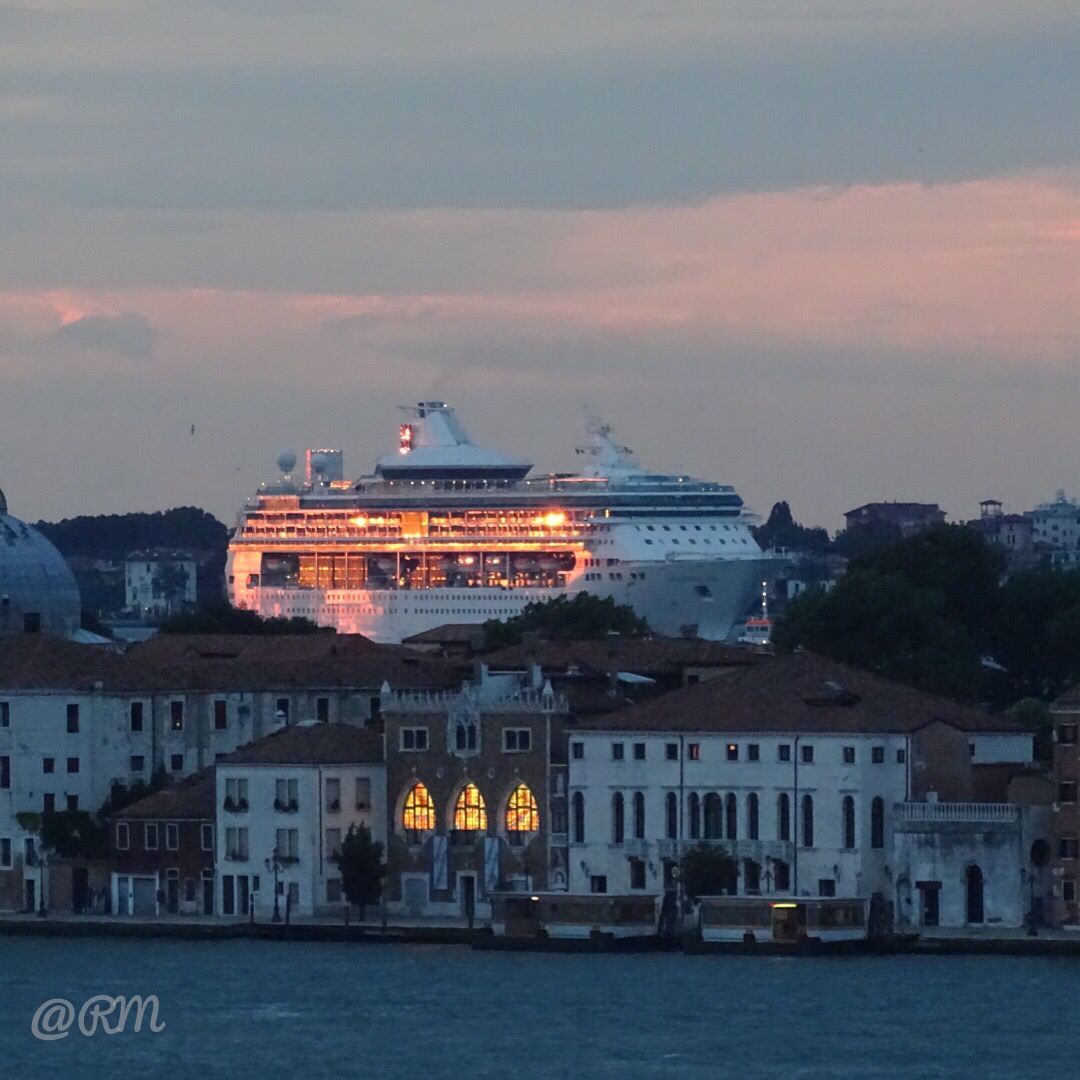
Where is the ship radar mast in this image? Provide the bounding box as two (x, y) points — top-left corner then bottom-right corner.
(576, 407), (643, 478)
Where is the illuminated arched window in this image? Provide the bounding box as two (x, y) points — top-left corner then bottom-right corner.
(506, 784), (539, 836)
(402, 782), (435, 841)
(454, 784), (488, 832)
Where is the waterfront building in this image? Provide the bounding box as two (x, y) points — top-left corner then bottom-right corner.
(214, 723), (385, 919)
(381, 666), (569, 920)
(108, 770), (216, 917)
(843, 502), (946, 537)
(0, 633), (454, 912)
(564, 652), (1032, 912)
(1024, 492), (1080, 557)
(124, 549), (198, 620)
(1049, 684), (1080, 926)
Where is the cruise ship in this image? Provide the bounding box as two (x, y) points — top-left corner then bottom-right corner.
(226, 402), (776, 642)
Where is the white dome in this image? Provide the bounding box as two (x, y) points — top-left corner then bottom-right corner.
(0, 497), (81, 638)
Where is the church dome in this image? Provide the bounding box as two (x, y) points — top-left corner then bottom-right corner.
(0, 491), (81, 638)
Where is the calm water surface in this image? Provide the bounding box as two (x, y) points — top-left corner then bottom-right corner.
(0, 937), (1074, 1079)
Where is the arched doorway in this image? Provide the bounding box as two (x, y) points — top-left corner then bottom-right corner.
(965, 865), (984, 924)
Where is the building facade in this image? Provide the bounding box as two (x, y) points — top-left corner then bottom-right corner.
(381, 669), (568, 919)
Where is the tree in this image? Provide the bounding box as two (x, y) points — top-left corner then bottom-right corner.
(482, 592), (650, 650)
(679, 843), (738, 901)
(34, 506), (229, 560)
(159, 600), (331, 635)
(753, 501), (831, 554)
(832, 519), (904, 560)
(332, 825), (386, 918)
(97, 767), (169, 821)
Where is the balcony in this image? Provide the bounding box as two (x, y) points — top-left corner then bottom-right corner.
(273, 799), (299, 814)
(655, 838), (794, 862)
(896, 802), (1019, 824)
(325, 799), (341, 813)
(224, 850), (248, 862)
(222, 797), (248, 813)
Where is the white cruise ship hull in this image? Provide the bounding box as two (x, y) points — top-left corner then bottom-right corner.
(231, 554), (775, 643)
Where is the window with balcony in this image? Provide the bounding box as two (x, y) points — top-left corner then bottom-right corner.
(224, 778), (249, 812)
(225, 827), (249, 861)
(275, 778), (299, 812)
(325, 777), (341, 812)
(275, 829), (299, 863)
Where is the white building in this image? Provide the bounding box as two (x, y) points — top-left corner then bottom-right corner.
(215, 723), (385, 919)
(566, 652), (1033, 912)
(124, 551), (198, 619)
(0, 633), (453, 912)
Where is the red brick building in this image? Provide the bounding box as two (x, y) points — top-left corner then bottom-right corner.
(109, 771), (215, 916)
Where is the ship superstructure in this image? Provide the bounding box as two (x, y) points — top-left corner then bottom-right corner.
(227, 403), (775, 642)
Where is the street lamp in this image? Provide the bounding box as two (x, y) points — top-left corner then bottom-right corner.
(264, 853), (282, 923)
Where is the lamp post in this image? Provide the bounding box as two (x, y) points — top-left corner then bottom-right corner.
(265, 853), (282, 923)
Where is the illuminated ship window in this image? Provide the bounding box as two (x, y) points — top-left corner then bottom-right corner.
(506, 784), (539, 835)
(454, 784), (488, 832)
(403, 782), (435, 834)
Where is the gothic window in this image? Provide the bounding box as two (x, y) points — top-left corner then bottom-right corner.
(402, 782), (435, 841)
(633, 792), (646, 840)
(725, 793), (737, 840)
(454, 784), (487, 832)
(778, 793), (790, 842)
(665, 792), (678, 839)
(506, 784), (539, 835)
(688, 793), (701, 839)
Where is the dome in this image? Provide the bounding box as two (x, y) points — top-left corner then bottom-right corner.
(0, 495), (81, 638)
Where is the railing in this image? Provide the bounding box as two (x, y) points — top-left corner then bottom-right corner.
(895, 802), (1019, 823)
(382, 687), (568, 715)
(654, 838), (793, 860)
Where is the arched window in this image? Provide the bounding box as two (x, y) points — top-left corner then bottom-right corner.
(777, 793), (790, 842)
(871, 797), (884, 849)
(703, 793), (723, 839)
(506, 784), (538, 838)
(453, 784), (487, 833)
(572, 791), (585, 843)
(402, 782), (435, 841)
(843, 796), (856, 850)
(802, 794), (814, 848)
(725, 793), (737, 840)
(688, 793), (701, 840)
(633, 792), (646, 840)
(612, 792), (625, 844)
(747, 793), (759, 840)
(665, 792), (678, 839)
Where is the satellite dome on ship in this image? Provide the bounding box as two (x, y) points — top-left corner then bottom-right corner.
(375, 402), (532, 482)
(0, 483), (81, 638)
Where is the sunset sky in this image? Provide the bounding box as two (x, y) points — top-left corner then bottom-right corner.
(1, 1), (1078, 529)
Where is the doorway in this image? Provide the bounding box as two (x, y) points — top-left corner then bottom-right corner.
(916, 882), (940, 927)
(965, 865), (984, 924)
(72, 866), (90, 914)
(458, 873), (477, 920)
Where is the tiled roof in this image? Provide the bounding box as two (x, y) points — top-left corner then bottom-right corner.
(113, 770), (215, 820)
(217, 721), (384, 765)
(0, 633), (459, 693)
(482, 637), (755, 677)
(402, 623), (484, 645)
(571, 651), (1025, 736)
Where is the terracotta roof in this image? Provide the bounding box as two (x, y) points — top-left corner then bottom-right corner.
(572, 651), (1026, 736)
(482, 637), (756, 677)
(113, 770), (215, 820)
(402, 623), (484, 645)
(0, 633), (459, 693)
(217, 721), (384, 765)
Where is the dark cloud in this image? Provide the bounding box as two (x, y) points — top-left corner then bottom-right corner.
(50, 313), (158, 359)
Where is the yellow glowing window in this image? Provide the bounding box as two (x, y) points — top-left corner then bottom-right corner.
(506, 784), (539, 833)
(403, 783), (435, 832)
(454, 784), (488, 832)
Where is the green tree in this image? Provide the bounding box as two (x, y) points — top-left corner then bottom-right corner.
(832, 519), (904, 560)
(332, 825), (386, 918)
(482, 592), (650, 650)
(159, 599), (331, 635)
(753, 501), (831, 554)
(35, 506), (229, 560)
(97, 767), (169, 821)
(38, 811), (108, 860)
(679, 843), (738, 900)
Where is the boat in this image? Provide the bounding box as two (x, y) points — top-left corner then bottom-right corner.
(226, 401), (777, 642)
(682, 896), (919, 955)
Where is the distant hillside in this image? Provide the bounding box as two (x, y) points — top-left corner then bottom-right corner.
(34, 507), (230, 560)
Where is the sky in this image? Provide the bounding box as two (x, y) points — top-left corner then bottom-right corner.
(1, 1), (1078, 531)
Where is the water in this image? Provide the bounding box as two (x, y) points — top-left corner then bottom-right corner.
(0, 937), (1073, 1079)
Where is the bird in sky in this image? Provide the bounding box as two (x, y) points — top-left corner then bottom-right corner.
(190, 424), (196, 435)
